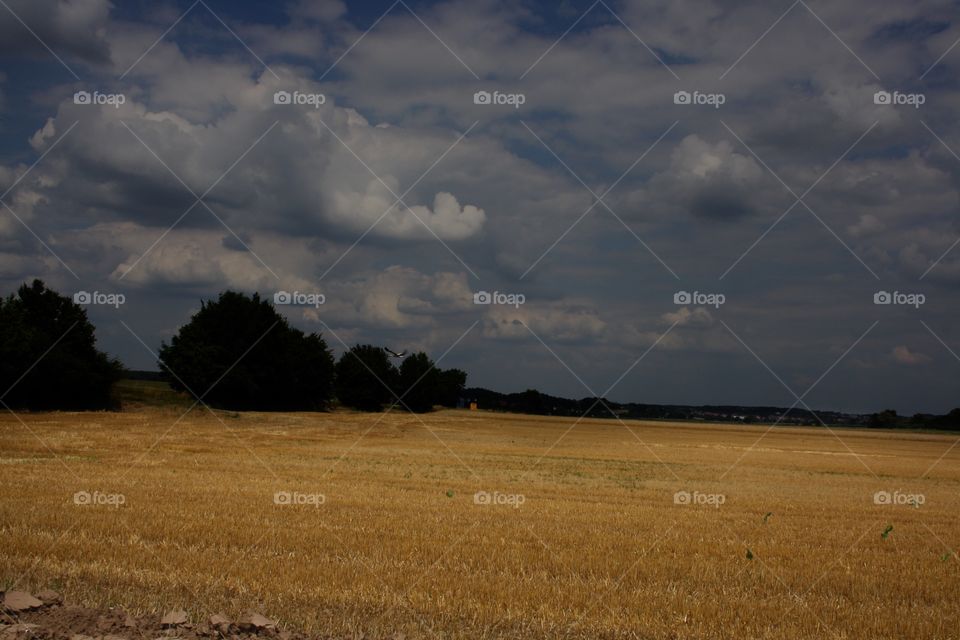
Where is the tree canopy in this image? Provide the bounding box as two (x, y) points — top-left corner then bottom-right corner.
(397, 352), (441, 413)
(335, 347), (467, 412)
(158, 291), (335, 410)
(0, 280), (122, 410)
(335, 344), (397, 411)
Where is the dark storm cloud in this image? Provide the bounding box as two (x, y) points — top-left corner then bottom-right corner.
(689, 184), (756, 221)
(0, 0), (112, 67)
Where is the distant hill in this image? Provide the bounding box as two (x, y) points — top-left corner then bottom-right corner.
(117, 372), (959, 430)
(463, 387), (960, 431)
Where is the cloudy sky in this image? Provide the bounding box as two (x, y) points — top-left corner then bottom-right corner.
(1, 0), (959, 414)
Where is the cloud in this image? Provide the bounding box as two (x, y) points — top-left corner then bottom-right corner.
(892, 345), (931, 366)
(324, 265), (475, 330)
(331, 183), (485, 240)
(481, 303), (606, 344)
(14, 71), (490, 249)
(661, 306), (714, 327)
(620, 135), (767, 222)
(848, 214), (885, 237)
(0, 0), (112, 65)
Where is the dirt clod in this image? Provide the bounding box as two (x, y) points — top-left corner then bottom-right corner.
(208, 614), (229, 629)
(34, 593), (62, 607)
(3, 592), (44, 613)
(161, 611), (188, 627)
(239, 614), (275, 631)
(2, 623), (41, 636)
(3, 594), (311, 640)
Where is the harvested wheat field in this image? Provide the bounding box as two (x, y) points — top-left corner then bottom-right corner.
(1, 400), (959, 639)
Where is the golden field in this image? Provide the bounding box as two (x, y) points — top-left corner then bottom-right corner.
(1, 388), (959, 639)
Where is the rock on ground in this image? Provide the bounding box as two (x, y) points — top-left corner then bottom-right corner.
(160, 610), (188, 627)
(3, 592), (44, 613)
(208, 614), (230, 628)
(238, 613), (277, 631)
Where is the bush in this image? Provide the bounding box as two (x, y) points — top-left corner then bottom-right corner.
(0, 280), (123, 410)
(335, 345), (397, 411)
(158, 291), (334, 410)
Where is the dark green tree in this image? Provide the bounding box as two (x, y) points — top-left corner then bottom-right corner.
(867, 409), (901, 429)
(436, 368), (467, 407)
(158, 291), (334, 410)
(0, 280), (123, 410)
(335, 345), (397, 411)
(396, 352), (440, 413)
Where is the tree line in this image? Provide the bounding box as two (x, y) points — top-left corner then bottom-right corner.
(0, 281), (465, 413)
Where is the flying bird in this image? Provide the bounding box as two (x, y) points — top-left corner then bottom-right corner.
(385, 348), (407, 358)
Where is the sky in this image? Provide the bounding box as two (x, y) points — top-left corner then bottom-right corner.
(0, 0), (959, 415)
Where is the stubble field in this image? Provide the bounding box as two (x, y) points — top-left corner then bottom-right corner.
(1, 390), (959, 639)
